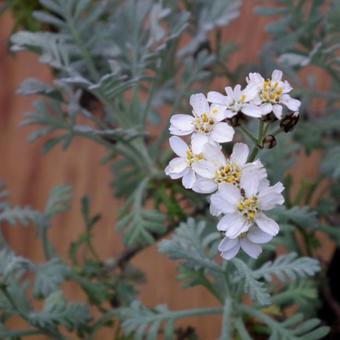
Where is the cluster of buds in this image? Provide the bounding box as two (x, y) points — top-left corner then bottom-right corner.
(165, 70), (300, 260)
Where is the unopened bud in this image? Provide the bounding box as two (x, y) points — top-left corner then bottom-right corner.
(280, 112), (300, 132)
(262, 135), (277, 149)
(227, 114), (241, 127)
(262, 113), (277, 123)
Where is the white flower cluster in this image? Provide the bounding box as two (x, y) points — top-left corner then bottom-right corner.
(165, 70), (300, 260)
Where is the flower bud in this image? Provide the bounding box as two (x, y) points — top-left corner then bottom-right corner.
(280, 112), (300, 132)
(262, 112), (277, 123)
(262, 135), (277, 149)
(227, 114), (242, 127)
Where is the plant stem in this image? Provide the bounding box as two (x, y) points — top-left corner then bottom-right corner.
(239, 125), (258, 144)
(248, 147), (260, 162)
(248, 119), (265, 162)
(41, 224), (54, 260)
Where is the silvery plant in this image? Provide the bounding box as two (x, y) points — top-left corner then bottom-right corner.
(0, 0), (339, 339)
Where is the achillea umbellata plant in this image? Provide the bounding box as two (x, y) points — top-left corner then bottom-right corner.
(0, 0), (339, 338)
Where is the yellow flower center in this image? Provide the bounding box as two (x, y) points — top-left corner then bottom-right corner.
(186, 148), (203, 166)
(193, 113), (215, 133)
(259, 80), (283, 104)
(215, 163), (241, 185)
(237, 196), (258, 222)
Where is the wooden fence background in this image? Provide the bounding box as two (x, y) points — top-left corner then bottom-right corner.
(0, 1), (333, 338)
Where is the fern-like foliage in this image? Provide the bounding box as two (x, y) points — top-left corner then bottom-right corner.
(117, 300), (221, 340)
(254, 253), (320, 283)
(159, 218), (220, 272)
(231, 258), (271, 306)
(44, 185), (72, 220)
(32, 258), (69, 298)
(29, 291), (91, 333)
(117, 179), (166, 247)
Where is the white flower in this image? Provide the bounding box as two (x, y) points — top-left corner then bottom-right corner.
(192, 142), (266, 194)
(246, 69), (301, 119)
(165, 136), (203, 189)
(218, 226), (273, 260)
(169, 93), (235, 153)
(207, 84), (262, 118)
(210, 179), (284, 239)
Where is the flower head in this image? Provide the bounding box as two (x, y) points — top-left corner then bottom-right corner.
(210, 178), (284, 239)
(246, 69), (301, 119)
(192, 143), (266, 194)
(165, 136), (203, 189)
(169, 93), (235, 153)
(208, 84), (262, 118)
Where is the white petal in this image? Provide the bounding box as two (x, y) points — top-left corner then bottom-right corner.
(241, 103), (262, 117)
(219, 183), (242, 206)
(191, 133), (209, 154)
(202, 143), (226, 165)
(272, 104), (283, 119)
(242, 162), (267, 183)
(210, 104), (228, 121)
(190, 93), (209, 116)
(217, 212), (244, 234)
(225, 109), (238, 118)
(247, 226), (273, 244)
(260, 103), (272, 115)
(221, 243), (241, 260)
(240, 172), (261, 197)
(192, 160), (216, 179)
(282, 80), (292, 93)
(230, 143), (249, 167)
(258, 177), (270, 192)
(246, 72), (263, 85)
(222, 216), (250, 239)
(192, 177), (217, 194)
(210, 191), (236, 215)
(258, 182), (285, 210)
(169, 114), (194, 135)
(225, 86), (235, 99)
(165, 157), (187, 176)
(210, 122), (235, 143)
(233, 85), (242, 99)
(182, 168), (196, 189)
(169, 136), (187, 157)
(243, 84), (258, 101)
(207, 91), (229, 106)
(281, 94), (301, 111)
(271, 69), (283, 82)
(240, 238), (262, 258)
(218, 237), (239, 252)
(255, 213), (280, 236)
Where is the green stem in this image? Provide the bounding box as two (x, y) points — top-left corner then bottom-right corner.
(220, 299), (232, 340)
(239, 125), (258, 144)
(87, 238), (101, 262)
(41, 225), (54, 260)
(248, 147), (260, 162)
(248, 119), (265, 162)
(235, 318), (252, 340)
(200, 275), (224, 304)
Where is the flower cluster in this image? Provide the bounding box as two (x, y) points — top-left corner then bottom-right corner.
(165, 70), (300, 260)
